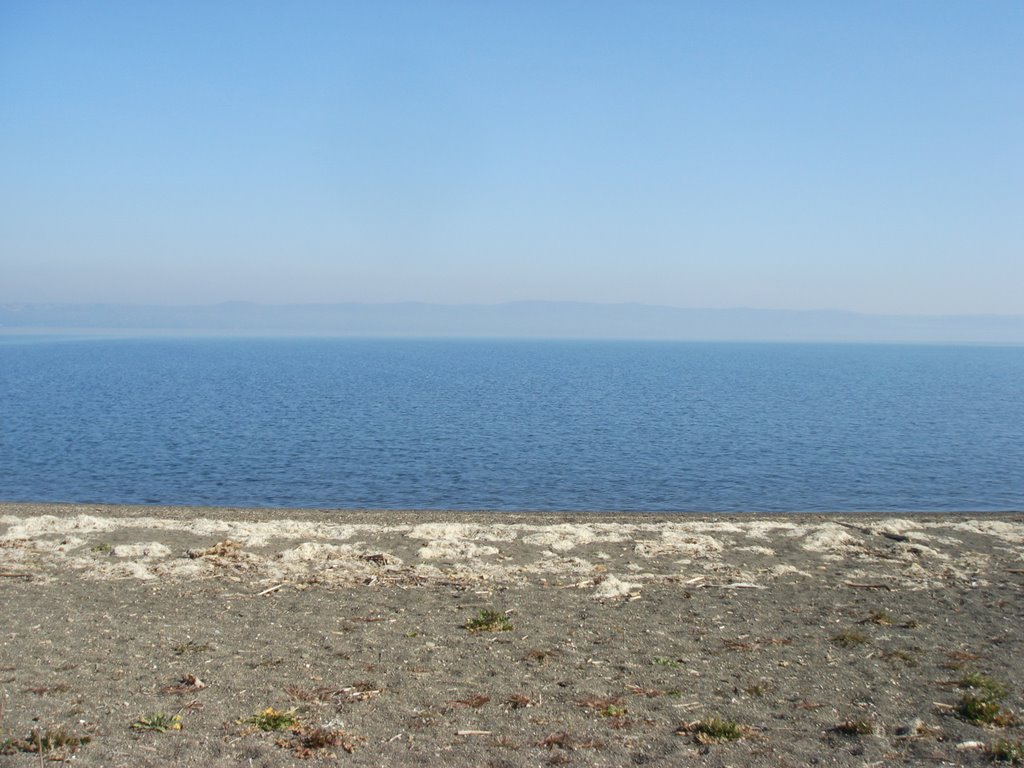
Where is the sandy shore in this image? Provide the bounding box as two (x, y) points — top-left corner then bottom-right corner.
(2, 503), (1023, 766)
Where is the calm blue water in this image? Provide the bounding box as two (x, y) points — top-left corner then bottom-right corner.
(1, 336), (1022, 512)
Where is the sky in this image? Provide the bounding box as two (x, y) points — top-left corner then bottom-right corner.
(1, 1), (1022, 315)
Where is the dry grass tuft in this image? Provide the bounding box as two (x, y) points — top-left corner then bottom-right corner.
(1, 727), (91, 758)
(453, 694), (490, 708)
(465, 609), (512, 633)
(241, 707), (299, 732)
(831, 629), (869, 648)
(676, 717), (746, 744)
(833, 719), (874, 736)
(276, 725), (364, 758)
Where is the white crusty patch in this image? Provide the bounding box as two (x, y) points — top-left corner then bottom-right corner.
(592, 575), (642, 600)
(682, 522), (747, 535)
(739, 521), (802, 541)
(1, 509), (1020, 589)
(2, 514), (367, 548)
(634, 530), (723, 558)
(417, 540), (500, 560)
(946, 520), (1024, 544)
(85, 560), (160, 580)
(770, 564), (812, 578)
(737, 545), (775, 556)
(1, 514), (118, 537)
(521, 523), (627, 552)
(873, 518), (924, 535)
(799, 525), (865, 555)
(408, 522), (518, 543)
(111, 542), (172, 559)
(277, 542), (356, 563)
(902, 543), (949, 562)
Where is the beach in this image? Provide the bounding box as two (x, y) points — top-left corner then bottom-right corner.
(2, 503), (1023, 766)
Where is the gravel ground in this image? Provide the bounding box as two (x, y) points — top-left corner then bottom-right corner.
(1, 504), (1023, 767)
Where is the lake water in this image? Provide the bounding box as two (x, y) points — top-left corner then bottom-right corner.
(1, 336), (1022, 512)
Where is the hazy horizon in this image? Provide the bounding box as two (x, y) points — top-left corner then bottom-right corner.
(4, 297), (1024, 318)
(2, 3), (1022, 316)
(5, 300), (1024, 345)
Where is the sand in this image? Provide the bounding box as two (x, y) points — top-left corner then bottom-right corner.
(1, 503), (1023, 766)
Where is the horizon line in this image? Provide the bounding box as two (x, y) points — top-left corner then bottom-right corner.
(3, 299), (1023, 320)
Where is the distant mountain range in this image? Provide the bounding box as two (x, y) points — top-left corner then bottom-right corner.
(2, 301), (1023, 344)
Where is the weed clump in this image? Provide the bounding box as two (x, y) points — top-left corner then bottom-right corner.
(881, 648), (920, 666)
(277, 725), (363, 757)
(955, 672), (1015, 727)
(131, 713), (182, 732)
(172, 640), (213, 655)
(577, 696), (624, 713)
(676, 717), (744, 743)
(465, 609), (512, 633)
(960, 674), (1009, 701)
(959, 695), (1016, 727)
(989, 739), (1024, 763)
(833, 719), (874, 736)
(242, 707), (300, 731)
(0, 728), (91, 757)
(861, 610), (893, 626)
(831, 629), (869, 648)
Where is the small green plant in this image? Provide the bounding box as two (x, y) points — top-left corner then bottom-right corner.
(652, 656), (682, 668)
(678, 717), (744, 743)
(577, 696), (627, 719)
(960, 673), (1009, 701)
(831, 629), (869, 648)
(959, 695), (1016, 727)
(242, 707), (299, 732)
(955, 672), (1015, 727)
(131, 713), (182, 732)
(833, 719), (874, 736)
(960, 695), (1002, 725)
(989, 739), (1024, 763)
(465, 609), (512, 633)
(90, 542), (112, 553)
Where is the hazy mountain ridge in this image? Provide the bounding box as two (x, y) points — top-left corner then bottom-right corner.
(2, 301), (1023, 343)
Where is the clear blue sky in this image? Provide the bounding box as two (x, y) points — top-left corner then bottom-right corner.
(2, 1), (1021, 314)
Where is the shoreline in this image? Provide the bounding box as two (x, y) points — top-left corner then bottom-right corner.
(2, 503), (1023, 766)
(4, 502), (1022, 592)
